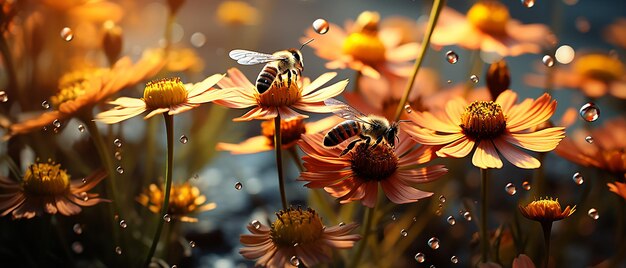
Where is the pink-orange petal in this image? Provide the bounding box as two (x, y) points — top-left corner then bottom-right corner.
(472, 140), (503, 169)
(493, 138), (541, 169)
(301, 72), (337, 96)
(436, 137), (475, 158)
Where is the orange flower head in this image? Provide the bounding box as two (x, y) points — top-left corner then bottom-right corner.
(261, 118), (306, 147)
(460, 101), (507, 140)
(50, 68), (109, 107)
(22, 161), (70, 196)
(351, 143), (398, 181)
(467, 1), (510, 36)
(519, 197), (575, 223)
(137, 182), (216, 223)
(270, 207), (325, 247)
(342, 11), (386, 65)
(143, 77), (188, 109)
(573, 54), (624, 83)
(216, 0), (259, 26)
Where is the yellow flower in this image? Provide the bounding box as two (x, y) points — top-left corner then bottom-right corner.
(519, 197), (576, 223)
(216, 0), (259, 26)
(137, 182), (216, 223)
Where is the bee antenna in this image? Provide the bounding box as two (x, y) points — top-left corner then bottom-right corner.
(397, 120), (412, 124)
(300, 39), (315, 50)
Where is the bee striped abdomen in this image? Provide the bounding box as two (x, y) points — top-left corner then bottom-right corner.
(324, 120), (361, 147)
(256, 65), (278, 94)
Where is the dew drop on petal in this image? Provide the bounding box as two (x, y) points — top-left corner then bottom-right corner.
(470, 75), (479, 83)
(463, 211), (472, 221)
(53, 119), (61, 128)
(80, 192), (89, 201)
(116, 166), (124, 174)
(163, 214), (171, 222)
(446, 51), (459, 64)
(579, 102), (600, 122)
(400, 229), (408, 237)
(0, 91), (7, 102)
(542, 55), (554, 67)
(415, 252), (425, 263)
(119, 220), (127, 229)
(113, 138), (122, 148)
(585, 136), (594, 144)
(190, 32), (206, 48)
(179, 135), (188, 144)
(41, 101), (50, 109)
(428, 237), (440, 249)
(234, 182), (243, 190)
(451, 255), (459, 264)
(115, 246), (122, 255)
(573, 172), (584, 185)
(447, 216), (456, 226)
(189, 241), (196, 248)
(588, 208), (599, 220)
(290, 256), (300, 266)
(60, 27), (74, 41)
(505, 183), (517, 195)
(251, 220), (261, 229)
(78, 124), (85, 132)
(312, 18), (329, 34)
(72, 241), (83, 254)
(73, 223), (83, 234)
(338, 222), (346, 227)
(522, 181), (531, 191)
(404, 104), (412, 113)
(439, 195), (446, 203)
(81, 178), (87, 184)
(521, 0), (535, 7)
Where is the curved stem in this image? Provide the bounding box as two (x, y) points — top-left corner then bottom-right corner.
(480, 168), (490, 263)
(349, 204), (376, 268)
(144, 114), (175, 267)
(83, 118), (121, 212)
(541, 222), (552, 268)
(274, 115), (288, 210)
(393, 0), (446, 121)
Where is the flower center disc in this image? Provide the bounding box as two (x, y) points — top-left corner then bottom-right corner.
(342, 11), (386, 64)
(22, 162), (70, 196)
(51, 68), (108, 106)
(143, 77), (188, 109)
(467, 1), (509, 36)
(460, 101), (507, 141)
(574, 54), (624, 82)
(351, 143), (398, 181)
(270, 208), (324, 247)
(256, 79), (302, 107)
(261, 118), (306, 146)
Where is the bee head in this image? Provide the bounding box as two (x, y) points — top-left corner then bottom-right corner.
(287, 48), (304, 72)
(386, 123), (400, 147)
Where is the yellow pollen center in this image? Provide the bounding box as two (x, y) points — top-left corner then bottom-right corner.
(270, 207), (324, 247)
(22, 162), (70, 196)
(467, 1), (510, 36)
(574, 54), (624, 82)
(51, 68), (108, 106)
(351, 143), (398, 181)
(256, 79), (301, 107)
(460, 101), (507, 141)
(261, 118), (306, 146)
(520, 197), (576, 222)
(143, 77), (188, 109)
(342, 11), (386, 64)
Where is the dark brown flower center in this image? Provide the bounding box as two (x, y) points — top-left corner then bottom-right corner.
(270, 207), (324, 247)
(351, 143), (398, 181)
(460, 101), (507, 141)
(261, 118), (306, 146)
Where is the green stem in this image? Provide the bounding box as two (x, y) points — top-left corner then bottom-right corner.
(0, 34), (18, 96)
(393, 0), (446, 121)
(143, 114), (175, 267)
(480, 168), (489, 263)
(350, 203), (377, 268)
(83, 118), (121, 213)
(274, 115), (288, 210)
(541, 222), (552, 268)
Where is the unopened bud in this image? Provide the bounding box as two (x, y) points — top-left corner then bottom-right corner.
(102, 21), (123, 65)
(355, 11), (380, 33)
(486, 59), (510, 99)
(167, 0), (186, 15)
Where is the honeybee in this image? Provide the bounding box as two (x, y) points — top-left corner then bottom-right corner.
(228, 39), (314, 94)
(323, 98), (405, 156)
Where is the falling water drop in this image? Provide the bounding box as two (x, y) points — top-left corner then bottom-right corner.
(235, 182), (243, 190)
(573, 172), (584, 185)
(447, 80), (452, 84)
(521, 0), (535, 7)
(163, 214), (171, 222)
(41, 101), (50, 109)
(60, 27), (74, 41)
(391, 214), (397, 221)
(0, 91), (7, 102)
(446, 51), (459, 64)
(579, 103), (600, 122)
(189, 241), (196, 248)
(400, 229), (408, 237)
(251, 220), (261, 229)
(585, 136), (594, 144)
(555, 45), (575, 64)
(116, 166), (124, 174)
(72, 242), (83, 253)
(53, 119), (61, 128)
(78, 124), (85, 132)
(588, 208), (599, 220)
(451, 255), (459, 264)
(119, 220), (127, 229)
(338, 222), (346, 227)
(290, 256), (300, 266)
(505, 183), (517, 195)
(428, 237), (440, 249)
(190, 32), (206, 48)
(113, 138), (122, 148)
(447, 216), (456, 225)
(179, 135), (188, 144)
(312, 19), (330, 34)
(115, 246), (122, 255)
(463, 211), (472, 221)
(542, 55), (555, 67)
(415, 252), (425, 263)
(81, 178), (87, 184)
(470, 75), (479, 83)
(114, 151), (122, 161)
(80, 192), (89, 201)
(73, 223), (83, 234)
(522, 181), (531, 191)
(404, 104), (413, 113)
(439, 195), (446, 203)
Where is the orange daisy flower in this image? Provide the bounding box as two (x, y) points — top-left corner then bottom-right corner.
(298, 131), (447, 207)
(214, 68), (348, 121)
(8, 53), (164, 136)
(608, 182), (626, 200)
(301, 11), (421, 79)
(95, 74), (236, 124)
(525, 53), (626, 99)
(0, 161), (108, 219)
(240, 207), (360, 267)
(604, 18), (626, 49)
(216, 116), (341, 154)
(405, 90), (565, 169)
(555, 117), (626, 175)
(519, 197), (576, 223)
(137, 182), (216, 223)
(432, 1), (555, 56)
(216, 0), (259, 26)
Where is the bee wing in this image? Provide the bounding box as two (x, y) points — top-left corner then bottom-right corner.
(228, 49), (285, 65)
(324, 98), (372, 125)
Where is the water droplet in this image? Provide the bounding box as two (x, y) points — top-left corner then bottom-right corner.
(0, 91), (7, 102)
(113, 138), (122, 148)
(415, 252), (425, 263)
(290, 256), (300, 266)
(542, 55), (554, 67)
(451, 255), (459, 264)
(579, 102), (600, 122)
(338, 222), (346, 227)
(412, 216), (417, 222)
(77, 124), (85, 132)
(588, 208), (599, 220)
(119, 220), (127, 228)
(446, 51), (458, 64)
(435, 209), (442, 216)
(116, 166), (124, 174)
(189, 241), (196, 248)
(179, 135), (188, 144)
(41, 101), (50, 109)
(190, 32), (206, 48)
(447, 80), (452, 84)
(80, 192), (89, 201)
(521, 0), (535, 7)
(505, 183), (517, 195)
(573, 172), (584, 185)
(53, 119), (61, 128)
(73, 223), (83, 234)
(439, 195), (446, 203)
(312, 18), (329, 34)
(555, 45), (575, 64)
(522, 181), (531, 191)
(585, 135), (594, 144)
(391, 214), (397, 221)
(72, 241), (83, 253)
(428, 237), (440, 249)
(470, 75), (479, 83)
(115, 246), (122, 255)
(251, 220), (261, 229)
(234, 182), (243, 190)
(463, 211), (472, 221)
(447, 216), (456, 225)
(163, 214), (171, 222)
(400, 229), (408, 237)
(404, 104), (412, 113)
(60, 27), (74, 41)
(81, 178), (87, 184)
(114, 151), (122, 161)
(171, 266), (177, 268)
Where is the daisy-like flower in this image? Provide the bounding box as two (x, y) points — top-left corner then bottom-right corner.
(556, 118), (626, 176)
(608, 182), (626, 200)
(301, 11), (421, 78)
(519, 197), (576, 223)
(240, 207), (360, 267)
(137, 182), (216, 223)
(525, 53), (626, 99)
(0, 161), (108, 219)
(216, 116), (341, 154)
(405, 90), (565, 169)
(8, 53), (164, 137)
(95, 74), (236, 124)
(298, 131), (447, 207)
(432, 1), (555, 56)
(216, 0), (259, 26)
(214, 68), (348, 121)
(604, 18), (626, 49)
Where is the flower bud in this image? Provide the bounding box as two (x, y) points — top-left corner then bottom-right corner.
(102, 21), (123, 64)
(486, 59), (510, 99)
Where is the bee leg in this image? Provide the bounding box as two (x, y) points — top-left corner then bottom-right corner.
(286, 70), (292, 88)
(373, 135), (384, 148)
(361, 135), (371, 149)
(340, 139), (361, 156)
